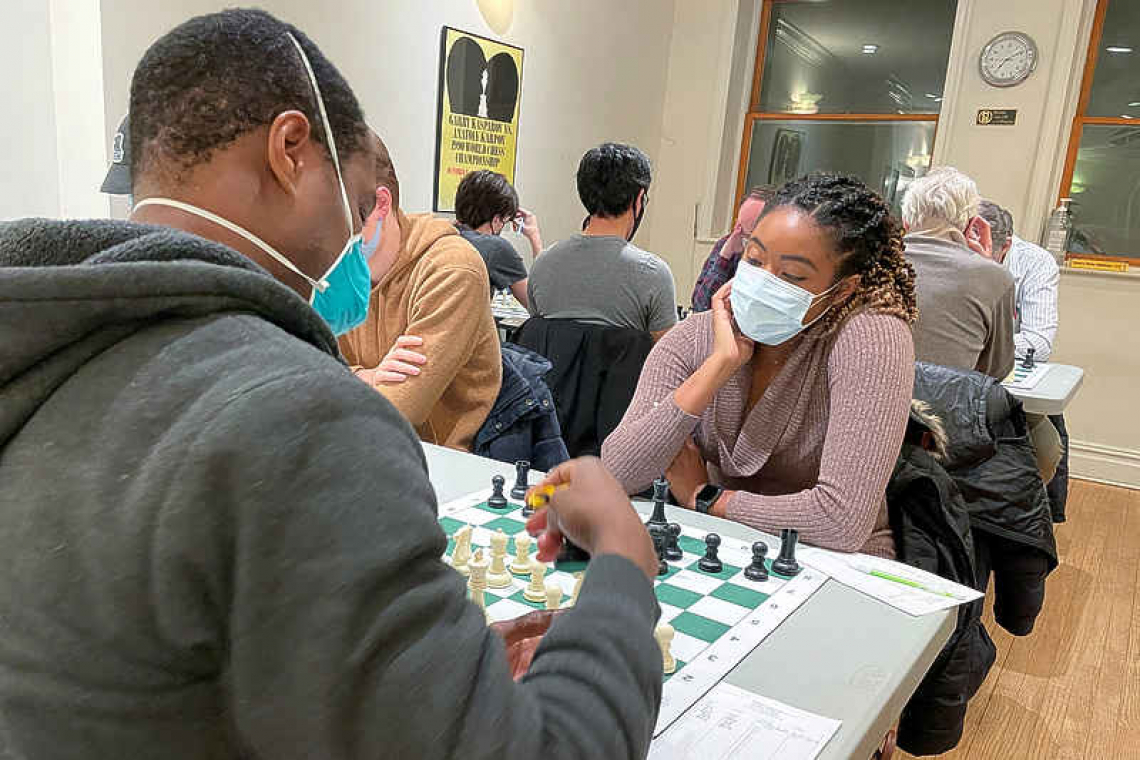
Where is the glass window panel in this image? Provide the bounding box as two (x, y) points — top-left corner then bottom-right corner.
(1066, 124), (1140, 258)
(758, 0), (957, 115)
(744, 120), (937, 215)
(1087, 0), (1140, 118)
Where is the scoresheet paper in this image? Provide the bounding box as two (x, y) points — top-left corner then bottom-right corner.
(649, 682), (842, 760)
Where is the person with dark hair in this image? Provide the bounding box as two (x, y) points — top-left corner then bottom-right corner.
(527, 142), (676, 340)
(603, 173), (918, 557)
(691, 185), (776, 313)
(454, 169), (543, 306)
(0, 9), (664, 760)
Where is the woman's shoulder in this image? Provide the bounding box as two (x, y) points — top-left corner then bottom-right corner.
(653, 309), (715, 359)
(829, 309), (914, 362)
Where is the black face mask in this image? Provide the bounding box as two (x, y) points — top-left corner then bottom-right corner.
(627, 190), (649, 242)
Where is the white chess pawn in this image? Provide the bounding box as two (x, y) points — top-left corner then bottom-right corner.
(510, 534), (533, 575)
(524, 560), (548, 603)
(452, 525), (472, 577)
(544, 583), (563, 611)
(487, 529), (512, 589)
(468, 549), (489, 611)
(655, 623), (676, 675)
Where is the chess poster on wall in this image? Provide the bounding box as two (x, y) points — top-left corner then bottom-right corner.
(433, 27), (524, 212)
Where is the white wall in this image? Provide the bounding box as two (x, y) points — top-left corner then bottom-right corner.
(0, 1), (61, 219)
(98, 0), (678, 249)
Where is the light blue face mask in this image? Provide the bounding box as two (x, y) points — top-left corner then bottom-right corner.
(730, 258), (841, 345)
(132, 33), (377, 337)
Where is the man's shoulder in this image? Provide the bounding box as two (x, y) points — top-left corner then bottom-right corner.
(620, 243), (672, 278)
(1010, 236), (1059, 274)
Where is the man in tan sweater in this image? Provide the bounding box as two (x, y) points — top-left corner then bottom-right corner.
(340, 135), (501, 451)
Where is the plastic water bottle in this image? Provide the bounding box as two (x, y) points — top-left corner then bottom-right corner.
(1042, 198), (1072, 266)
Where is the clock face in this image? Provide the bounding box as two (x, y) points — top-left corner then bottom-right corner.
(980, 32), (1038, 87)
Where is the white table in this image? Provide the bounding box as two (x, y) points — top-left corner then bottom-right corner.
(1003, 362), (1084, 416)
(423, 443), (955, 760)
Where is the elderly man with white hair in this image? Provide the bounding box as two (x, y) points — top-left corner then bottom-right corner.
(902, 166), (1016, 380)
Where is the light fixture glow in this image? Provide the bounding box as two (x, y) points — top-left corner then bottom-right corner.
(862, 44), (879, 54)
(1122, 114), (1135, 119)
(1129, 101), (1140, 107)
(925, 93), (941, 99)
(1106, 46), (1133, 53)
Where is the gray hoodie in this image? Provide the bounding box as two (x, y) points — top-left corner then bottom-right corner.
(0, 219), (661, 759)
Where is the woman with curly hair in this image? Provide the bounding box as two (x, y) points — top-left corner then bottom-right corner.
(601, 172), (916, 557)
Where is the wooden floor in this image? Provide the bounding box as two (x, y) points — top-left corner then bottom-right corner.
(901, 480), (1140, 760)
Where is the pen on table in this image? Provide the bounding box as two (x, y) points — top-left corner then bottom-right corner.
(851, 563), (968, 600)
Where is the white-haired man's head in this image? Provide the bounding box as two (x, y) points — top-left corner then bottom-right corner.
(901, 166), (981, 232)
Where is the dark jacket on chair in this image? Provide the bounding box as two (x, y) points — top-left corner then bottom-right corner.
(475, 343), (569, 472)
(514, 317), (654, 458)
(913, 362), (1058, 636)
(890, 404), (996, 757)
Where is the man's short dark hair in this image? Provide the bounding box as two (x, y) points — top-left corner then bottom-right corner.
(454, 171), (519, 228)
(576, 143), (652, 218)
(129, 8), (368, 186)
(745, 185), (776, 205)
(978, 199), (1014, 252)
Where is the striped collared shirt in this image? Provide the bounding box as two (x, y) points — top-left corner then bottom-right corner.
(1006, 235), (1059, 361)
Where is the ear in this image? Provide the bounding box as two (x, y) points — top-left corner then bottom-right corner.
(266, 110), (314, 197)
(375, 185), (394, 219)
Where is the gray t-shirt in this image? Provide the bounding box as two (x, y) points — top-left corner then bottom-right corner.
(527, 235), (677, 333)
(456, 226), (528, 296)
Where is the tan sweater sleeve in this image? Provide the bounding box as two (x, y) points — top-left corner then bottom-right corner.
(377, 261), (489, 427)
(725, 314), (914, 553)
(601, 318), (703, 494)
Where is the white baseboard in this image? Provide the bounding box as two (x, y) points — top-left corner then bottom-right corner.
(1069, 440), (1140, 491)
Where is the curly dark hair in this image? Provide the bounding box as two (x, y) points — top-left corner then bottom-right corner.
(576, 143), (652, 218)
(763, 173), (918, 328)
(129, 8), (368, 186)
(455, 170), (519, 229)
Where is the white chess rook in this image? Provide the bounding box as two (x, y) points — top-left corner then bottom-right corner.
(524, 560), (548, 603)
(544, 583), (562, 611)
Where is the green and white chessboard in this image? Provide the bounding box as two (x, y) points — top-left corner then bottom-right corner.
(438, 487), (828, 736)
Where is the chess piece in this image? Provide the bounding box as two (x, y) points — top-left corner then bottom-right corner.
(698, 533), (723, 573)
(557, 539), (590, 563)
(772, 528), (802, 577)
(452, 525), (472, 577)
(744, 541), (769, 582)
(511, 460), (531, 502)
(544, 583), (563, 610)
(1021, 347), (1036, 370)
(510, 534), (533, 575)
(664, 523), (684, 561)
(568, 572), (584, 607)
(655, 623), (676, 675)
(487, 530), (512, 588)
(487, 474), (508, 510)
(649, 523), (669, 576)
(524, 560), (548, 602)
(468, 549), (489, 610)
(646, 477), (669, 528)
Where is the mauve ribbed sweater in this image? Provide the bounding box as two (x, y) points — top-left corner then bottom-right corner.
(601, 310), (914, 557)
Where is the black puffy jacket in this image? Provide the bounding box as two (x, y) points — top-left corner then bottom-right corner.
(913, 363), (1058, 636)
(889, 418), (996, 756)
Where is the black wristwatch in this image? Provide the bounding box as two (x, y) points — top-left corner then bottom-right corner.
(694, 484), (724, 514)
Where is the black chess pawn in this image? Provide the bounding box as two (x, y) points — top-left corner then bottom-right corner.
(646, 477), (669, 528)
(487, 474), (508, 509)
(698, 533), (723, 573)
(512, 459), (531, 509)
(1021, 347), (1036, 370)
(649, 524), (669, 576)
(744, 541), (769, 582)
(664, 522), (684, 561)
(772, 528), (802, 577)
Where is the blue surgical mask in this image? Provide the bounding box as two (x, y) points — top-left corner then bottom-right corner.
(133, 34), (375, 337)
(730, 259), (841, 345)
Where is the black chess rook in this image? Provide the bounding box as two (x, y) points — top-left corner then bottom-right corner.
(772, 528), (802, 577)
(698, 533), (723, 573)
(487, 474), (508, 510)
(511, 460), (530, 501)
(744, 541), (769, 582)
(649, 524), (669, 576)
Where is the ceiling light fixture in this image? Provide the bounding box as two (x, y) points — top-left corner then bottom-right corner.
(862, 44), (879, 54)
(1106, 46), (1133, 53)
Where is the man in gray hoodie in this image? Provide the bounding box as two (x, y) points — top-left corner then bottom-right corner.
(0, 9), (661, 760)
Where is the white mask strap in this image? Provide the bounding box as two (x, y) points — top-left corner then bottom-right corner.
(286, 32), (353, 239)
(132, 197), (326, 292)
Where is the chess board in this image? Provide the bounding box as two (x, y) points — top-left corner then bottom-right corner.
(1003, 361), (1052, 391)
(438, 488), (828, 736)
